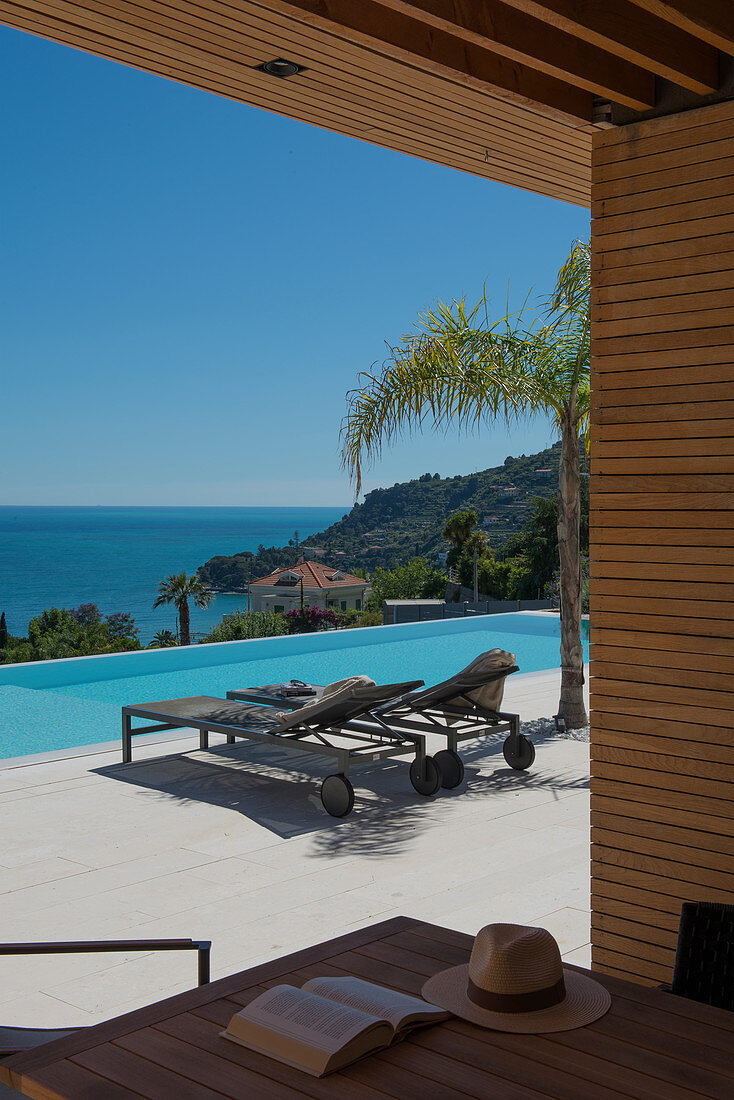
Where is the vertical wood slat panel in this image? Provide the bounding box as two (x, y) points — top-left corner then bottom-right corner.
(590, 99), (734, 987)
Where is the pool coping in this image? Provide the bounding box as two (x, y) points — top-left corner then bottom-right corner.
(0, 609), (563, 688)
(0, 728), (195, 771)
(0, 664), (582, 772)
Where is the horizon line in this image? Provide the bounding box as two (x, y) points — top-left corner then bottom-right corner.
(0, 503), (352, 509)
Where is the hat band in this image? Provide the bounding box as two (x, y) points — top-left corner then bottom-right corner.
(467, 975), (566, 1014)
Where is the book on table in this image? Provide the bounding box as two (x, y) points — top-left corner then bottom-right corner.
(221, 975), (451, 1077)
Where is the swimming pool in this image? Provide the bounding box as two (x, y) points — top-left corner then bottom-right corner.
(0, 613), (588, 760)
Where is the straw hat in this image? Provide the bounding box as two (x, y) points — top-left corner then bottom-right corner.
(422, 924), (611, 1033)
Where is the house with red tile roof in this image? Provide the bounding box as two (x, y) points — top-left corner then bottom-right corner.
(249, 559), (369, 615)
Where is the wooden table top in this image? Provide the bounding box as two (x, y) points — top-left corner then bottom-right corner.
(2, 917), (733, 1099)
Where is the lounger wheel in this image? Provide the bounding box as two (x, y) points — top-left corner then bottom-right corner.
(320, 773), (355, 818)
(503, 734), (535, 771)
(409, 756), (442, 797)
(434, 749), (465, 790)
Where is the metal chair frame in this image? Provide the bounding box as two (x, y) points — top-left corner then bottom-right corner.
(0, 939), (211, 1059)
(123, 690), (430, 783)
(0, 938), (211, 987)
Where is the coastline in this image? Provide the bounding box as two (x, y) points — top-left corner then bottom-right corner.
(0, 505), (346, 643)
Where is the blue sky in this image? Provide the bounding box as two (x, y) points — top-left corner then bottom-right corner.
(1, 27), (590, 507)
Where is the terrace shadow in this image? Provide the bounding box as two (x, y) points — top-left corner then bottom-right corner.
(312, 735), (589, 858)
(94, 731), (588, 853)
(93, 737), (452, 841)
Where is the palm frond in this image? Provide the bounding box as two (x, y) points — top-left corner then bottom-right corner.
(340, 240), (591, 492)
(153, 572), (213, 609)
(545, 239), (590, 326)
(543, 239), (591, 404)
(341, 319), (562, 494)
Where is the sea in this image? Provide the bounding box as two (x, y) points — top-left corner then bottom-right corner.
(0, 506), (347, 644)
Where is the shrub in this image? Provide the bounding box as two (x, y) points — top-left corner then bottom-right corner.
(200, 609), (288, 643)
(367, 558), (446, 609)
(355, 609), (383, 627)
(334, 608), (383, 629)
(70, 603), (103, 626)
(285, 606), (338, 633)
(475, 555), (532, 600)
(105, 612), (140, 650)
(1, 605), (142, 664)
(148, 629), (178, 648)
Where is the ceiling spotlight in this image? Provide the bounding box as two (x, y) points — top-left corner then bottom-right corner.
(256, 58), (306, 79)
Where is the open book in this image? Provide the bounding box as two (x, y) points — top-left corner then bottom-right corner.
(221, 976), (450, 1077)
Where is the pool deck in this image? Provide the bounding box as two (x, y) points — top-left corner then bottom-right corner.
(0, 667), (590, 1030)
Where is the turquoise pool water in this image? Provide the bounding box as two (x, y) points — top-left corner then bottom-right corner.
(0, 614), (589, 760)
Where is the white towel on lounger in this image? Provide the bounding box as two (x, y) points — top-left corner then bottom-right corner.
(276, 675), (376, 723)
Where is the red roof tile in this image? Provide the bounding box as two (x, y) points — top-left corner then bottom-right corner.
(250, 559), (366, 589)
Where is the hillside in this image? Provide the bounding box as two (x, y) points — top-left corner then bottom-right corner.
(198, 442), (587, 591)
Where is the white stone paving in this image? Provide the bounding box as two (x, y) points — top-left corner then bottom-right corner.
(0, 668), (590, 1029)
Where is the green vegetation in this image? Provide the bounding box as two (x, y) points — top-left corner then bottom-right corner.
(443, 510), (481, 556)
(197, 545), (301, 592)
(502, 485), (589, 592)
(196, 440), (585, 592)
(0, 603), (141, 664)
(307, 444), (575, 573)
(340, 239), (591, 727)
(285, 607), (339, 633)
(0, 612), (7, 649)
(199, 606), (381, 642)
(444, 488), (589, 602)
(338, 608), (383, 628)
(149, 629), (178, 648)
(200, 609), (289, 643)
(154, 572), (214, 646)
(367, 558), (447, 609)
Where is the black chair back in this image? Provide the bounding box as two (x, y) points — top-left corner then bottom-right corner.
(670, 901), (734, 1012)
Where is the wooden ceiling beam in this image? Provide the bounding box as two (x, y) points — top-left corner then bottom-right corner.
(0, 0), (592, 204)
(372, 1), (655, 110)
(3, 0), (590, 149)
(631, 1), (734, 55)
(499, 0), (720, 95)
(262, 0), (593, 123)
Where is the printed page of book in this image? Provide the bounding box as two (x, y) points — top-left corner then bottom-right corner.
(222, 985), (393, 1076)
(302, 976), (450, 1034)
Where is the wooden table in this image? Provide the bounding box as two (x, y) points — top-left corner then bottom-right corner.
(2, 917), (732, 1098)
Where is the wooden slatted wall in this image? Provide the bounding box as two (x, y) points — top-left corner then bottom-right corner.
(590, 97), (734, 986)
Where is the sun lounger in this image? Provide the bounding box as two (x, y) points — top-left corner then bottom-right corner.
(228, 651), (528, 792)
(122, 678), (441, 816)
(377, 650), (530, 788)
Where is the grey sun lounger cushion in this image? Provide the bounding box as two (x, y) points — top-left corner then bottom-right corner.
(126, 697), (291, 734)
(383, 649), (517, 718)
(129, 683), (424, 738)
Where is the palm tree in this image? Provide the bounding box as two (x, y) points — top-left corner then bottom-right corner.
(442, 510), (478, 550)
(341, 240), (590, 728)
(153, 573), (214, 646)
(149, 629), (178, 649)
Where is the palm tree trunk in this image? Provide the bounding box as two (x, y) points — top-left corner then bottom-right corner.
(179, 599), (191, 646)
(557, 415), (588, 728)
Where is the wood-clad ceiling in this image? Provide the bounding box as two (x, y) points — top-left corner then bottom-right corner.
(0, 2), (732, 207)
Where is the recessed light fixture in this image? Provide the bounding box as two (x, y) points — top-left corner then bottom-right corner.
(255, 58), (306, 79)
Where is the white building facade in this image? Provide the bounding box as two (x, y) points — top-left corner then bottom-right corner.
(249, 559), (369, 615)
